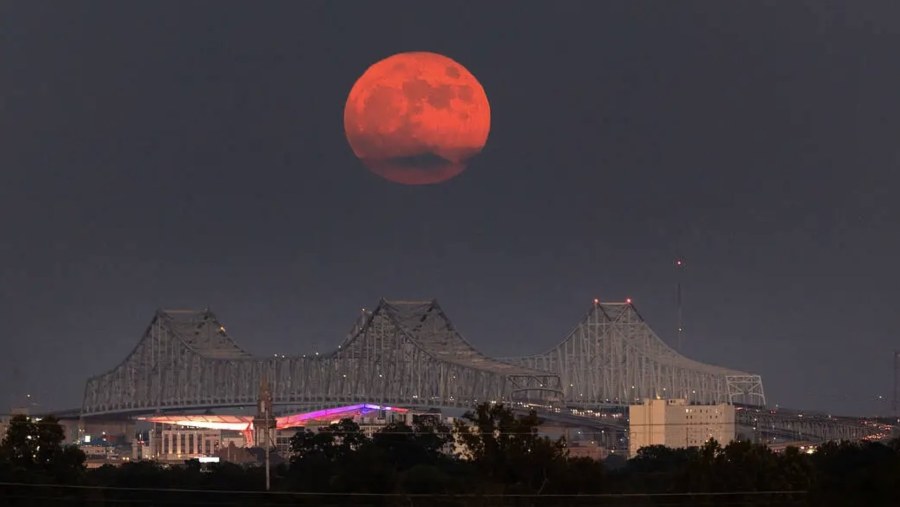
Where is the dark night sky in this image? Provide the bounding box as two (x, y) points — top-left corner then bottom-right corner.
(1, 1), (898, 415)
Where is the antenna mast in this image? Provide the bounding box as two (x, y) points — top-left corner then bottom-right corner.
(894, 350), (899, 419)
(675, 258), (685, 351)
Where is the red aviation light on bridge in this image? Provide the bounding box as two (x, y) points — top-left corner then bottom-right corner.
(625, 298), (632, 304)
(593, 298), (599, 305)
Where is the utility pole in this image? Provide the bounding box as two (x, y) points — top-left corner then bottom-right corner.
(255, 373), (275, 491)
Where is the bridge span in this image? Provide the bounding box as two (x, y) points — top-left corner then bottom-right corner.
(82, 300), (560, 417)
(83, 299), (767, 418)
(81, 299), (764, 417)
(80, 296), (895, 445)
(79, 297), (898, 444)
(504, 301), (766, 406)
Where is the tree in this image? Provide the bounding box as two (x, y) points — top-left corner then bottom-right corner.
(371, 417), (452, 470)
(625, 444), (701, 493)
(289, 418), (369, 463)
(1, 415), (39, 468)
(548, 456), (605, 494)
(0, 415), (85, 482)
(287, 418), (373, 492)
(714, 439), (785, 492)
(810, 440), (900, 506)
(453, 403), (567, 493)
(34, 416), (68, 467)
(409, 415), (454, 459)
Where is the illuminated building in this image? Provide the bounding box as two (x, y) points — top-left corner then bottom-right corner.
(138, 403), (412, 461)
(628, 398), (735, 456)
(150, 427), (223, 461)
(141, 404), (409, 443)
(566, 443), (608, 461)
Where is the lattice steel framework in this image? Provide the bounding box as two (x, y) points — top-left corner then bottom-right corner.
(505, 301), (766, 407)
(736, 408), (890, 443)
(82, 300), (561, 416)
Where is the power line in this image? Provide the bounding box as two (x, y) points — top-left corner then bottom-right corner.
(0, 482), (809, 498)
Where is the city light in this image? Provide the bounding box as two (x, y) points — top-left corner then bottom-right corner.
(140, 403), (410, 435)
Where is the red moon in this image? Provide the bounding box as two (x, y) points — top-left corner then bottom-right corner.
(344, 52), (491, 185)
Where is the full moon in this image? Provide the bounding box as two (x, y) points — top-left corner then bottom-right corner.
(344, 52), (491, 185)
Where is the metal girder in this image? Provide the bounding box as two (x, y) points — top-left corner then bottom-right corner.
(82, 300), (561, 416)
(726, 375), (766, 406)
(736, 409), (889, 443)
(81, 299), (766, 417)
(504, 301), (767, 407)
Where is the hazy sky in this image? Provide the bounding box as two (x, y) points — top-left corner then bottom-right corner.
(1, 1), (898, 415)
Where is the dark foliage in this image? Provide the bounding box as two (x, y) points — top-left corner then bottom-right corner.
(0, 414), (86, 484)
(1, 405), (898, 507)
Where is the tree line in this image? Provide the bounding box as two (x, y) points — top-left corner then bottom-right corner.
(1, 403), (898, 506)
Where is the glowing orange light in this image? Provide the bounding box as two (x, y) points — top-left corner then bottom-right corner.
(344, 52), (491, 185)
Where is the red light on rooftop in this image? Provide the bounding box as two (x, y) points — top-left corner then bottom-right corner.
(626, 298), (632, 304)
(593, 298), (599, 304)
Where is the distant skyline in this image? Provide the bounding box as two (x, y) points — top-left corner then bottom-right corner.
(1, 1), (899, 416)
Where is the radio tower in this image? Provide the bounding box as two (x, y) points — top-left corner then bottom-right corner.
(675, 258), (685, 351)
(894, 350), (899, 419)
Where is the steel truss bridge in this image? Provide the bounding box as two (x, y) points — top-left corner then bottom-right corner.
(504, 302), (766, 407)
(83, 299), (765, 418)
(734, 406), (895, 444)
(83, 300), (560, 417)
